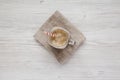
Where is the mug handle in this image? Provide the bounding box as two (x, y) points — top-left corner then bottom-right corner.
(68, 39), (75, 45)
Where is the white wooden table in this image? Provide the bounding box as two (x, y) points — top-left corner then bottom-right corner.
(0, 0), (120, 80)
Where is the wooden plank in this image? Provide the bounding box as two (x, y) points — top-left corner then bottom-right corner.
(0, 0), (120, 80)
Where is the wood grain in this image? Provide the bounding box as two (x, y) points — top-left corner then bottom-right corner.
(0, 0), (120, 80)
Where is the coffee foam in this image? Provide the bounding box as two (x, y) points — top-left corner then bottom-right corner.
(50, 29), (68, 47)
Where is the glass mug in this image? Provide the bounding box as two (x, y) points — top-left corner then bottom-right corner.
(47, 27), (75, 49)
